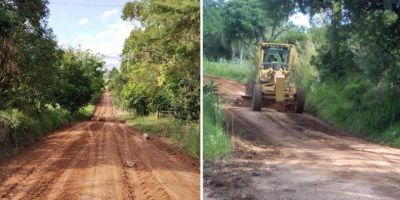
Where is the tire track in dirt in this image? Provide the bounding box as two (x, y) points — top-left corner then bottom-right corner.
(111, 125), (135, 199)
(0, 122), (92, 200)
(115, 123), (172, 200)
(122, 124), (200, 199)
(205, 77), (400, 200)
(0, 92), (199, 200)
(46, 122), (102, 200)
(77, 121), (107, 200)
(0, 122), (90, 187)
(19, 123), (92, 200)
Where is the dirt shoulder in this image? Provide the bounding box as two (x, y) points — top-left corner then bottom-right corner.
(204, 76), (400, 200)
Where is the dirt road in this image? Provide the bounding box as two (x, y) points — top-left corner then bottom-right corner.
(204, 77), (400, 200)
(0, 92), (199, 200)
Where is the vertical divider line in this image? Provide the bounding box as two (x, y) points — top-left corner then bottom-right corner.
(200, 0), (204, 199)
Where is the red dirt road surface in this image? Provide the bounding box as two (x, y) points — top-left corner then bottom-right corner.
(0, 92), (199, 200)
(204, 76), (400, 200)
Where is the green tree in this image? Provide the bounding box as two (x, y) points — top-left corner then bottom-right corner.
(115, 0), (200, 120)
(0, 0), (63, 113)
(203, 0), (230, 59)
(203, 0), (297, 61)
(295, 0), (400, 84)
(223, 0), (265, 61)
(56, 49), (105, 113)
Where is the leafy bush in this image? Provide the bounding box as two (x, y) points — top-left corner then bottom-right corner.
(306, 78), (400, 147)
(123, 83), (151, 116)
(0, 105), (94, 155)
(57, 49), (105, 113)
(280, 27), (400, 147)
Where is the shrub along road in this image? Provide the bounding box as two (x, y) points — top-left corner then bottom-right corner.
(0, 92), (199, 200)
(204, 76), (400, 200)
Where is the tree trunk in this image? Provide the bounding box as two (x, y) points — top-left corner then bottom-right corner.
(255, 29), (264, 42)
(270, 23), (277, 42)
(14, 128), (18, 151)
(240, 46), (244, 64)
(231, 43), (235, 63)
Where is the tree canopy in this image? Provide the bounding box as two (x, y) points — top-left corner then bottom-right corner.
(0, 0), (105, 114)
(203, 0), (298, 61)
(109, 0), (200, 121)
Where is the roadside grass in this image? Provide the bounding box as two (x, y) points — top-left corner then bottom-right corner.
(72, 105), (95, 121)
(204, 60), (256, 83)
(203, 81), (231, 160)
(377, 123), (400, 147)
(120, 113), (200, 159)
(306, 77), (400, 148)
(0, 104), (95, 159)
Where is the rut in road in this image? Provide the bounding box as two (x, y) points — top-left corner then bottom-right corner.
(0, 92), (199, 200)
(204, 76), (400, 200)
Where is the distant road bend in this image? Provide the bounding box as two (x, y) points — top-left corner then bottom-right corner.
(0, 92), (199, 200)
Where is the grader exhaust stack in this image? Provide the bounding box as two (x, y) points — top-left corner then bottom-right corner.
(242, 43), (305, 113)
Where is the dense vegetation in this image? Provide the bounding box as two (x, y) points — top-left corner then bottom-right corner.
(204, 0), (299, 62)
(0, 0), (105, 156)
(203, 60), (255, 83)
(203, 82), (231, 160)
(204, 0), (400, 159)
(108, 0), (200, 157)
(299, 0), (400, 146)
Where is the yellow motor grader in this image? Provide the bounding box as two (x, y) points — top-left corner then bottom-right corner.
(243, 43), (305, 113)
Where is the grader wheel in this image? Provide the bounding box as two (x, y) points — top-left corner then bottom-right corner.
(252, 84), (262, 111)
(295, 87), (305, 113)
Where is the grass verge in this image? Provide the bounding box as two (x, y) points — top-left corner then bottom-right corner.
(203, 82), (231, 160)
(120, 113), (200, 159)
(306, 77), (400, 148)
(204, 60), (255, 83)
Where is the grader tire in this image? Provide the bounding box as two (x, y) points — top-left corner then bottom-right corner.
(295, 87), (305, 113)
(252, 84), (262, 111)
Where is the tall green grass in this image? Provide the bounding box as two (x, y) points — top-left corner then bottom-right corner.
(203, 81), (231, 160)
(278, 38), (400, 148)
(204, 60), (256, 83)
(121, 114), (200, 158)
(306, 77), (400, 147)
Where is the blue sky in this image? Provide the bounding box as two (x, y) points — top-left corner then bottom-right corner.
(48, 0), (141, 70)
(47, 1), (311, 70)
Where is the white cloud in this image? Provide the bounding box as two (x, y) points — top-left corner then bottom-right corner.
(289, 12), (311, 28)
(101, 9), (119, 21)
(78, 18), (89, 26)
(74, 19), (141, 70)
(103, 57), (121, 71)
